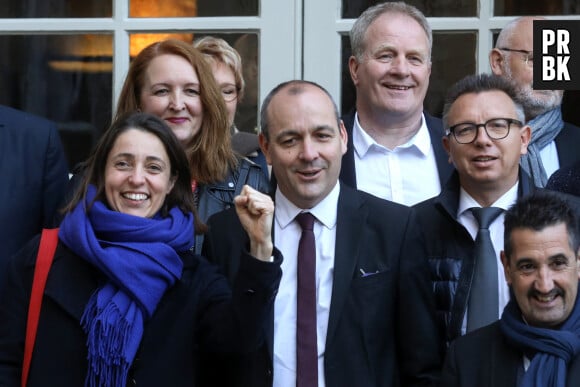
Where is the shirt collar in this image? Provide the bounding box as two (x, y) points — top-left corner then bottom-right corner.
(275, 182), (340, 229)
(458, 181), (519, 217)
(352, 111), (431, 157)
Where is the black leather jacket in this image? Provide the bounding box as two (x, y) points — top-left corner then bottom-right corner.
(194, 157), (269, 254)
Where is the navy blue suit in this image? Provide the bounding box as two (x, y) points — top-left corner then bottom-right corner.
(0, 105), (68, 282)
(340, 110), (453, 190)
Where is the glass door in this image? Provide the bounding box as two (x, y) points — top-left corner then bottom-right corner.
(303, 0), (580, 119)
(0, 0), (301, 169)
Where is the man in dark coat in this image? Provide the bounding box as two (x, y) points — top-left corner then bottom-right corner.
(414, 73), (533, 345)
(442, 191), (580, 387)
(202, 80), (441, 386)
(415, 73), (580, 350)
(0, 105), (68, 287)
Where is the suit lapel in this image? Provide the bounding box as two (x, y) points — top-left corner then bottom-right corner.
(339, 111), (358, 189)
(490, 333), (520, 387)
(325, 186), (367, 346)
(424, 112), (453, 186)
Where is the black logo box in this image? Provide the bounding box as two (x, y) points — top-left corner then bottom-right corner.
(533, 20), (580, 90)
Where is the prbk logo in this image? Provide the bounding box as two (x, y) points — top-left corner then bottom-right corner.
(534, 20), (580, 90)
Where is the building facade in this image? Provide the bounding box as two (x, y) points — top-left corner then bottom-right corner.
(1, 0), (578, 168)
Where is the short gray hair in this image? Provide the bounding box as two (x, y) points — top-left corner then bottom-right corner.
(350, 1), (432, 61)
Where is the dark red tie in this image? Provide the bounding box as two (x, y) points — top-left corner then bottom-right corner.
(295, 212), (318, 387)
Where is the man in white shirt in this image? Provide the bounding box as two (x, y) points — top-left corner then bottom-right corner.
(202, 80), (441, 387)
(341, 1), (453, 205)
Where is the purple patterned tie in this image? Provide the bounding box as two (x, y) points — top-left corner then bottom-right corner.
(295, 212), (318, 387)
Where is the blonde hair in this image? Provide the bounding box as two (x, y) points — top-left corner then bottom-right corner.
(194, 36), (245, 102)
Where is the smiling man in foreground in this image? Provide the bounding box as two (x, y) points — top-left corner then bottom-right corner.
(202, 80), (441, 386)
(442, 191), (580, 386)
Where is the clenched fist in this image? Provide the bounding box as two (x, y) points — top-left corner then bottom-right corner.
(234, 185), (274, 261)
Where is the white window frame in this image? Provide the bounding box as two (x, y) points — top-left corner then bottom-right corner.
(0, 0), (301, 120)
(303, 0), (580, 113)
(1, 0), (579, 121)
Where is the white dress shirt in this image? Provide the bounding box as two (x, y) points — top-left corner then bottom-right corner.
(352, 112), (441, 206)
(457, 182), (519, 335)
(272, 183), (339, 387)
(540, 140), (560, 180)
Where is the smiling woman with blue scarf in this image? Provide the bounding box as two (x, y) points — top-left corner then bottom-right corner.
(0, 112), (282, 387)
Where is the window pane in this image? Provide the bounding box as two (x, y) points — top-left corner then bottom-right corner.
(230, 34), (260, 134)
(494, 0), (580, 16)
(130, 33), (195, 57)
(129, 0), (259, 17)
(129, 32), (260, 133)
(0, 0), (111, 18)
(342, 0), (476, 18)
(425, 32), (477, 117)
(0, 34), (113, 169)
(340, 32), (476, 119)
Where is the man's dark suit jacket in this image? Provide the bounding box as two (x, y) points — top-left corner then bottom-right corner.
(0, 105), (68, 282)
(553, 121), (580, 172)
(202, 183), (442, 387)
(340, 110), (454, 190)
(414, 170), (580, 346)
(441, 321), (580, 387)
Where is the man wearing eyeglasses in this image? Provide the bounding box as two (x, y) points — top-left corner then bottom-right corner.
(490, 16), (580, 187)
(413, 73), (534, 347)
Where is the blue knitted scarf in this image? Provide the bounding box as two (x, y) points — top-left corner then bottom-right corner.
(499, 287), (580, 387)
(58, 185), (194, 387)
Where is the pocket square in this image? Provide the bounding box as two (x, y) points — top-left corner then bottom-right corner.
(359, 268), (380, 277)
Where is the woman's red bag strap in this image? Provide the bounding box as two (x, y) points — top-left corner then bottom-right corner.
(22, 228), (59, 387)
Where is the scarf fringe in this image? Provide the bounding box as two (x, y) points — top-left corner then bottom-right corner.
(82, 291), (139, 387)
(58, 186), (194, 387)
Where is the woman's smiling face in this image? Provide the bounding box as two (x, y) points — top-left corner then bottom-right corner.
(104, 128), (175, 218)
(139, 54), (204, 146)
